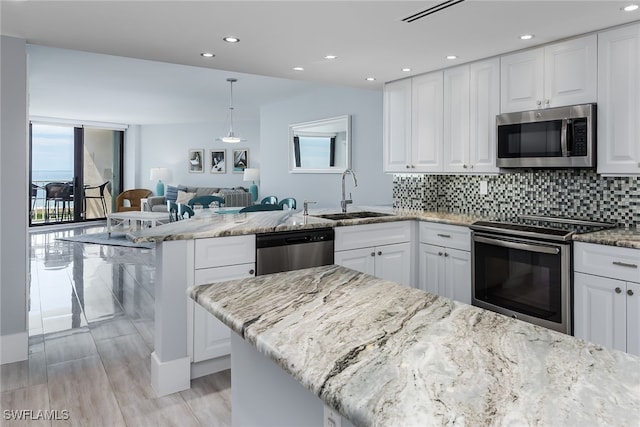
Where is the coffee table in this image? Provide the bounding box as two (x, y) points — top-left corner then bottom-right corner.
(106, 211), (168, 237)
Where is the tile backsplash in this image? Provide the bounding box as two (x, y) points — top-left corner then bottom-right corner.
(393, 170), (639, 228)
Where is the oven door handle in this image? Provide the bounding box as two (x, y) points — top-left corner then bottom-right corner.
(474, 236), (560, 255)
(561, 118), (569, 157)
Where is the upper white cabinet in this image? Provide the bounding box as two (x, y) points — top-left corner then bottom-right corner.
(444, 58), (500, 173)
(501, 34), (597, 113)
(597, 23), (640, 175)
(383, 72), (443, 173)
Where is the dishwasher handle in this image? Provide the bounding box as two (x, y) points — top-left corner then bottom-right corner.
(285, 236), (311, 244)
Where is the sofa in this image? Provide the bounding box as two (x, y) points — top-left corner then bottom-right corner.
(147, 185), (252, 212)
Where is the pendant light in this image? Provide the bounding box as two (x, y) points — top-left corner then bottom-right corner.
(217, 78), (245, 143)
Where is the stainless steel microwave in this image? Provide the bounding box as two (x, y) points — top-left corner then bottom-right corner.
(496, 103), (596, 168)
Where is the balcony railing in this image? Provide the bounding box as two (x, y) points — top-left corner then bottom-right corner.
(30, 180), (111, 225)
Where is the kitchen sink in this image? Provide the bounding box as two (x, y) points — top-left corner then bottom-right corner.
(312, 211), (393, 221)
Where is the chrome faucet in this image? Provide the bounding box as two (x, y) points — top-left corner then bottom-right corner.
(341, 169), (358, 213)
(303, 200), (316, 216)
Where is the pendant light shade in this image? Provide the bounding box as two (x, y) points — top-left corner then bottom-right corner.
(217, 78), (245, 143)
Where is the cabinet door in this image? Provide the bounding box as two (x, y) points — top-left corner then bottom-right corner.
(597, 23), (640, 175)
(627, 281), (640, 357)
(383, 79), (412, 172)
(469, 58), (500, 173)
(444, 248), (471, 305)
(193, 263), (255, 362)
(334, 247), (376, 276)
(544, 34), (597, 108)
(418, 243), (444, 296)
(374, 242), (411, 286)
(574, 272), (627, 353)
(412, 71), (443, 172)
(500, 48), (544, 112)
(443, 65), (470, 173)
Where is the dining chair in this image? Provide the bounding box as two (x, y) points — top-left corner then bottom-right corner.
(168, 202), (195, 222)
(188, 195), (225, 209)
(278, 198), (297, 210)
(260, 196), (278, 205)
(239, 204), (284, 213)
(44, 182), (74, 222)
(83, 181), (110, 217)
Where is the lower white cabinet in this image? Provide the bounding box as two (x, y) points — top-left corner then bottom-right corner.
(418, 222), (471, 304)
(191, 235), (255, 363)
(418, 244), (471, 304)
(573, 242), (640, 356)
(334, 242), (411, 286)
(334, 222), (412, 286)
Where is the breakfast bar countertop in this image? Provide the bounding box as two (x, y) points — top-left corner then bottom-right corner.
(188, 265), (640, 426)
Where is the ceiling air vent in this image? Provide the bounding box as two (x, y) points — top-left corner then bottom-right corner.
(402, 0), (466, 23)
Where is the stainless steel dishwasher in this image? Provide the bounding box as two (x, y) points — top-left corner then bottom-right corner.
(256, 228), (334, 275)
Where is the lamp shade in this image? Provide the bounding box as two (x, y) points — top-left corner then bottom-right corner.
(243, 168), (260, 182)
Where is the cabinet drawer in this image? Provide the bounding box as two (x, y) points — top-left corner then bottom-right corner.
(574, 242), (640, 283)
(419, 222), (471, 251)
(334, 221), (411, 251)
(194, 235), (255, 270)
(194, 263), (256, 286)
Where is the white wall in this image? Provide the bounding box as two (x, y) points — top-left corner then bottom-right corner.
(134, 120), (260, 192)
(0, 36), (28, 363)
(260, 86), (392, 208)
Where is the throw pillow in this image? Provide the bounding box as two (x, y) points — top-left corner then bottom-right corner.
(176, 190), (196, 205)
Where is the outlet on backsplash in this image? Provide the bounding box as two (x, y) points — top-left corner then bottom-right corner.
(479, 181), (488, 195)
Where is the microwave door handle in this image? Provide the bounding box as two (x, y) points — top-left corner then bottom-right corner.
(561, 118), (568, 157)
(474, 235), (560, 255)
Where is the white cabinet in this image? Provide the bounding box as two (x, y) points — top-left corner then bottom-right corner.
(191, 235), (255, 363)
(444, 58), (500, 173)
(597, 23), (640, 175)
(574, 242), (640, 356)
(501, 34), (597, 112)
(383, 72), (443, 172)
(417, 222), (471, 304)
(334, 222), (412, 286)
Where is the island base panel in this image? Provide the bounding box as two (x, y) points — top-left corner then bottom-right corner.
(151, 352), (190, 397)
(231, 334), (355, 427)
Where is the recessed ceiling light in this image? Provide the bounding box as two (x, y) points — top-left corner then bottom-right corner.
(293, 67), (304, 71)
(324, 55), (338, 60)
(623, 4), (639, 11)
(223, 36), (240, 43)
(520, 34), (534, 40)
(446, 55), (457, 60)
(401, 68), (412, 72)
(365, 77), (376, 81)
(200, 52), (215, 58)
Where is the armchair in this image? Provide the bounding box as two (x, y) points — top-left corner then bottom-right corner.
(115, 189), (152, 212)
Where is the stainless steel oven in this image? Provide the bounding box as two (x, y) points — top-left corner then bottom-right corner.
(470, 216), (615, 335)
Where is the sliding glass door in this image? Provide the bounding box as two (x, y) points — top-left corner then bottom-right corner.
(30, 123), (123, 226)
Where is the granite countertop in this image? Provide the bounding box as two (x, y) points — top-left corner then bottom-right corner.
(127, 205), (638, 249)
(188, 265), (640, 426)
(572, 227), (640, 249)
(127, 206), (485, 243)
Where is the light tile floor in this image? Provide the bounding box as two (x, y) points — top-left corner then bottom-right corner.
(1, 224), (231, 426)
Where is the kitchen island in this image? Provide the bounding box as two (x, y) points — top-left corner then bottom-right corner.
(189, 265), (640, 426)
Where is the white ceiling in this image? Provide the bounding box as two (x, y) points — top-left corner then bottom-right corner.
(2, 1), (639, 125)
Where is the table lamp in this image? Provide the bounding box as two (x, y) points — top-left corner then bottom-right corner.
(150, 167), (172, 196)
(243, 168), (260, 202)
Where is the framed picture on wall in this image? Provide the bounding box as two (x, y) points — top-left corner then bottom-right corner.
(232, 148), (249, 173)
(188, 149), (204, 173)
(210, 149), (226, 174)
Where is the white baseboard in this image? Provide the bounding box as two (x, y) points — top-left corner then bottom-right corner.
(191, 355), (230, 379)
(150, 351), (190, 397)
(0, 331), (28, 365)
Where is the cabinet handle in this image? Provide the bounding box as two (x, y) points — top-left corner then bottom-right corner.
(377, 251), (382, 256)
(463, 164), (468, 169)
(444, 253), (449, 257)
(536, 100), (542, 106)
(406, 165), (410, 169)
(249, 269), (255, 275)
(371, 252), (375, 257)
(411, 165), (416, 169)
(438, 252), (444, 256)
(628, 289), (634, 296)
(437, 233), (451, 238)
(545, 99), (550, 105)
(612, 261), (638, 269)
(615, 287), (622, 294)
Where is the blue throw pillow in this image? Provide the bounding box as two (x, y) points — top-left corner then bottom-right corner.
(165, 185), (186, 203)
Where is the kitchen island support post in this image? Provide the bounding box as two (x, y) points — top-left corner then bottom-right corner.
(151, 239), (191, 396)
